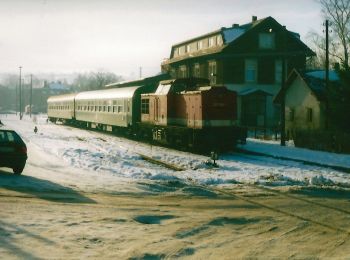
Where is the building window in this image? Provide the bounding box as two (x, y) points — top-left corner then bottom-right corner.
(307, 108), (313, 122)
(186, 44), (191, 53)
(209, 36), (216, 47)
(179, 65), (188, 78)
(275, 60), (282, 83)
(289, 108), (295, 121)
(193, 63), (200, 78)
(197, 41), (203, 50)
(208, 61), (217, 84)
(259, 33), (275, 49)
(169, 68), (176, 78)
(245, 59), (257, 83)
(141, 99), (150, 114)
(217, 35), (223, 45)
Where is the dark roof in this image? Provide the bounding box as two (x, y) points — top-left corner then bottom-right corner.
(274, 69), (340, 103)
(172, 17), (267, 48)
(164, 16), (314, 65)
(239, 88), (273, 96)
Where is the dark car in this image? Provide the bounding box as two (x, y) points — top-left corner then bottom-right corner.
(0, 127), (27, 175)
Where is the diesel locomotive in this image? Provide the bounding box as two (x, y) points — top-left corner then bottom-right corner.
(47, 78), (246, 152)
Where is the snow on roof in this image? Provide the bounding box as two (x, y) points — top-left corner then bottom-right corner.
(75, 86), (140, 101)
(305, 70), (340, 82)
(222, 28), (246, 44)
(155, 84), (171, 95)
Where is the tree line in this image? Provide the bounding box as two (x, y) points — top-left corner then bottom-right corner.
(0, 71), (123, 92)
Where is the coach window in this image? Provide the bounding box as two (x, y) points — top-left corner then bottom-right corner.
(141, 99), (150, 114)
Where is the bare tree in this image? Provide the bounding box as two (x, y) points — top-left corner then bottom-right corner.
(93, 71), (122, 89)
(319, 0), (350, 70)
(306, 30), (339, 69)
(72, 71), (123, 91)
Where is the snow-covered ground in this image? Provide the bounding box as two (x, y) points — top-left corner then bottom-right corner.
(240, 138), (350, 169)
(1, 114), (350, 190)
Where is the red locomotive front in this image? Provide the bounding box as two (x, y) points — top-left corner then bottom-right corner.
(139, 78), (246, 152)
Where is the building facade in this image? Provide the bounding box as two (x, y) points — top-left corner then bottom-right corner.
(161, 16), (314, 128)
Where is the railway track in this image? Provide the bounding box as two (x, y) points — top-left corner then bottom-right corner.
(139, 153), (350, 236)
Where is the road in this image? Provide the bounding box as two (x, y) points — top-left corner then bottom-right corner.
(1, 154), (350, 258)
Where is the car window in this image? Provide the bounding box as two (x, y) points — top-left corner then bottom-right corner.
(0, 130), (20, 143)
(6, 132), (15, 142)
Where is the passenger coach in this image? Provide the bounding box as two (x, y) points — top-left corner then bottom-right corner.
(47, 85), (156, 132)
(47, 93), (77, 123)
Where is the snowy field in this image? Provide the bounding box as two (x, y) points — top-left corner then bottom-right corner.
(1, 114), (350, 190)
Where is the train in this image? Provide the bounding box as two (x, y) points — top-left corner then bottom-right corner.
(47, 78), (246, 153)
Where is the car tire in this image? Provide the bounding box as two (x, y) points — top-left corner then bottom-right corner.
(13, 165), (25, 175)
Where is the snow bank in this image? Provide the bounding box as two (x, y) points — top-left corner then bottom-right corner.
(239, 138), (350, 169)
(1, 114), (350, 190)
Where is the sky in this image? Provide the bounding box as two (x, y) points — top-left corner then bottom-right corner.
(0, 0), (323, 79)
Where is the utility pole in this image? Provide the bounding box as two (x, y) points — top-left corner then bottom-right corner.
(19, 66), (22, 120)
(30, 74), (33, 118)
(325, 19), (330, 130)
(280, 28), (287, 146)
(15, 83), (18, 115)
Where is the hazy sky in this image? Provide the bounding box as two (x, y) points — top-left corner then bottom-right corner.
(0, 0), (322, 78)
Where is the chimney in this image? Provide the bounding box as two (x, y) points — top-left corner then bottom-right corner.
(232, 23), (240, 28)
(252, 16), (257, 22)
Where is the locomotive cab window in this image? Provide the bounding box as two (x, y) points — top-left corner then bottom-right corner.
(141, 98), (150, 114)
